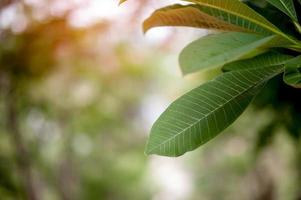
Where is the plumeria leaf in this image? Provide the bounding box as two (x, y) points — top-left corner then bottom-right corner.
(143, 4), (246, 33)
(283, 56), (301, 88)
(266, 0), (298, 22)
(179, 32), (277, 74)
(185, 0), (298, 44)
(223, 51), (293, 71)
(145, 66), (283, 156)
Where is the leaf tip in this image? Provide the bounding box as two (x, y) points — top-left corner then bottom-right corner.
(118, 0), (127, 6)
(142, 21), (152, 34)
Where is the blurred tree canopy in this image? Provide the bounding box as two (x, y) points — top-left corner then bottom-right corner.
(0, 1), (156, 199)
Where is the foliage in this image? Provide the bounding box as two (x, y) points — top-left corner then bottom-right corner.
(0, 2), (158, 199)
(122, 0), (301, 157)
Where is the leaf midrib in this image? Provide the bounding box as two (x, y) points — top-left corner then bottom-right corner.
(279, 0), (295, 19)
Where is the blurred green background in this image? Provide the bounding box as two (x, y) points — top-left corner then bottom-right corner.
(0, 0), (300, 200)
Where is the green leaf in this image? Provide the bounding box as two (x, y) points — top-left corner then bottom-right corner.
(283, 56), (301, 88)
(185, 0), (298, 44)
(185, 0), (278, 35)
(265, 0), (298, 22)
(145, 66), (283, 156)
(223, 51), (293, 71)
(143, 4), (245, 33)
(179, 32), (276, 74)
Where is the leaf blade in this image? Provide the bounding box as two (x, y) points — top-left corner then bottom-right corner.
(145, 66), (283, 156)
(143, 4), (247, 33)
(283, 56), (301, 88)
(186, 0), (278, 33)
(223, 51), (293, 71)
(179, 32), (276, 74)
(185, 0), (298, 44)
(266, 0), (298, 21)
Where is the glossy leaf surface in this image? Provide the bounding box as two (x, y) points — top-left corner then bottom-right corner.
(179, 32), (276, 74)
(145, 66), (283, 156)
(223, 51), (293, 71)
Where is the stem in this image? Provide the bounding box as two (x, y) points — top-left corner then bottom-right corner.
(3, 75), (39, 200)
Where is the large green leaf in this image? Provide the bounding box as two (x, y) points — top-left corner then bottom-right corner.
(283, 56), (301, 88)
(266, 0), (298, 21)
(143, 0), (277, 35)
(179, 32), (276, 74)
(185, 0), (298, 44)
(223, 51), (293, 71)
(143, 4), (245, 33)
(145, 65), (283, 156)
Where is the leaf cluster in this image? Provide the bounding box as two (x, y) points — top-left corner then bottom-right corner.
(121, 0), (301, 157)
